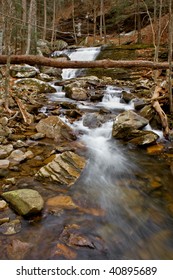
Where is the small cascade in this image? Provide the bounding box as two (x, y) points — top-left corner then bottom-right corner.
(100, 85), (134, 110)
(53, 47), (101, 80)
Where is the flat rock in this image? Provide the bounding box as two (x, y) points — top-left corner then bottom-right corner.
(1, 189), (44, 216)
(36, 116), (76, 142)
(36, 151), (86, 186)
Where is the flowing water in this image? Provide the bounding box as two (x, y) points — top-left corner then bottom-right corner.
(1, 47), (173, 260)
(44, 47), (173, 259)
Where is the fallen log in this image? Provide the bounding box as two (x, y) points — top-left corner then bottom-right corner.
(151, 85), (170, 139)
(0, 55), (172, 69)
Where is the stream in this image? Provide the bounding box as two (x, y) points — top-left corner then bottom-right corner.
(1, 47), (173, 260)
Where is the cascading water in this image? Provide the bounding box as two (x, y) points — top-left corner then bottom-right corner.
(53, 47), (101, 80)
(27, 47), (173, 260)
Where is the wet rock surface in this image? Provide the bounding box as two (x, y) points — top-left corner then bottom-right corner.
(36, 151), (86, 186)
(1, 189), (44, 216)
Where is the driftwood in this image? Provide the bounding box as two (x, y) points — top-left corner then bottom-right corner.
(0, 55), (172, 69)
(13, 96), (34, 125)
(151, 85), (170, 138)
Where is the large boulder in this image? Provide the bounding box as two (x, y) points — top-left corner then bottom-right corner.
(64, 82), (88, 101)
(36, 151), (86, 186)
(112, 110), (149, 139)
(36, 116), (76, 142)
(15, 78), (56, 94)
(10, 64), (39, 78)
(1, 189), (44, 216)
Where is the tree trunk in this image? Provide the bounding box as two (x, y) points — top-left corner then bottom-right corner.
(72, 0), (78, 44)
(43, 0), (47, 40)
(51, 0), (56, 46)
(0, 55), (172, 69)
(26, 0), (35, 55)
(93, 0), (97, 44)
(168, 0), (173, 113)
(137, 0), (142, 43)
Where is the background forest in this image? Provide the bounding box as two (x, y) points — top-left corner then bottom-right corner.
(0, 0), (172, 55)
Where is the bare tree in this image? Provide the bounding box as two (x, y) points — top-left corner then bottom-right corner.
(26, 0), (37, 55)
(168, 0), (173, 112)
(43, 0), (47, 40)
(51, 0), (56, 46)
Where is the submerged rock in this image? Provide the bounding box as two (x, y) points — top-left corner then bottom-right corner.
(36, 116), (76, 142)
(36, 151), (86, 186)
(1, 189), (44, 216)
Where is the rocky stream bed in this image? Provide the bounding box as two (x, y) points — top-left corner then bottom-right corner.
(0, 47), (173, 260)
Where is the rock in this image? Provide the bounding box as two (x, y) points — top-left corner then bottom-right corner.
(36, 39), (51, 56)
(139, 105), (155, 121)
(42, 67), (62, 79)
(8, 149), (26, 164)
(112, 110), (149, 139)
(37, 73), (53, 82)
(121, 90), (135, 103)
(0, 200), (7, 210)
(36, 116), (76, 142)
(15, 78), (56, 94)
(6, 239), (32, 260)
(134, 99), (148, 110)
(10, 64), (39, 78)
(0, 124), (12, 137)
(36, 151), (86, 186)
(147, 144), (164, 154)
(0, 159), (10, 169)
(13, 140), (28, 149)
(60, 224), (95, 249)
(65, 85), (88, 101)
(128, 130), (159, 146)
(1, 189), (44, 216)
(53, 40), (68, 50)
(30, 132), (45, 140)
(52, 243), (77, 259)
(0, 219), (21, 235)
(25, 150), (34, 159)
(0, 217), (10, 225)
(46, 195), (77, 210)
(0, 144), (13, 159)
(83, 113), (109, 129)
(0, 117), (8, 126)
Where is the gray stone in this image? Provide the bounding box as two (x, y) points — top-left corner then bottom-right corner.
(10, 64), (39, 78)
(65, 85), (88, 101)
(15, 78), (56, 94)
(36, 151), (86, 186)
(36, 116), (76, 142)
(30, 132), (45, 140)
(129, 130), (159, 146)
(0, 144), (13, 159)
(8, 149), (26, 164)
(1, 189), (44, 216)
(112, 110), (149, 139)
(0, 159), (10, 169)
